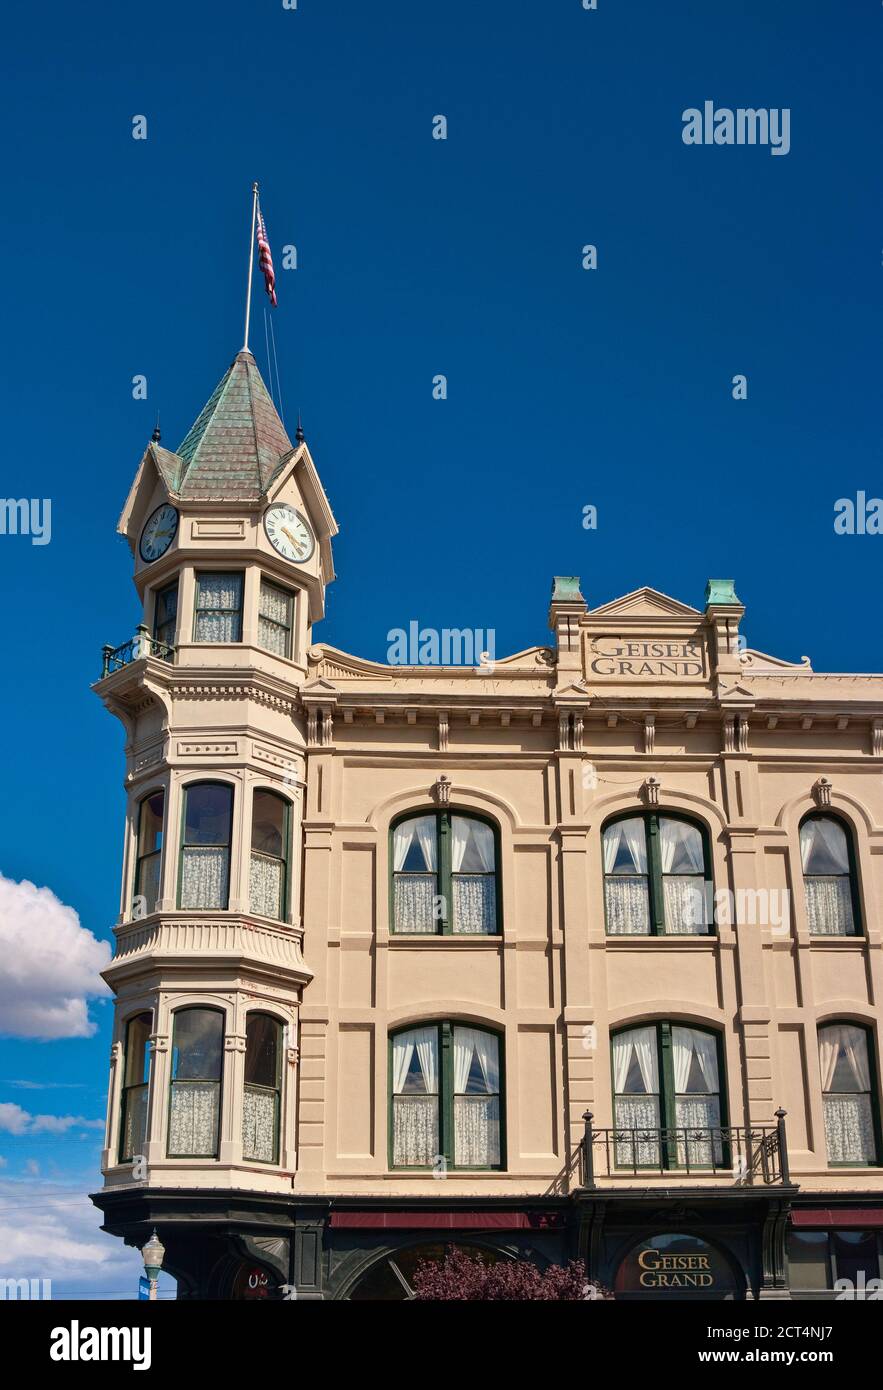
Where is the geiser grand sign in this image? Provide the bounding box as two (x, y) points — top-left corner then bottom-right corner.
(635, 1247), (714, 1289)
(587, 633), (707, 679)
(615, 1234), (737, 1296)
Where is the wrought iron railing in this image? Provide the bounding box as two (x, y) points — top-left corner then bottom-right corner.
(100, 625), (175, 677)
(577, 1108), (790, 1187)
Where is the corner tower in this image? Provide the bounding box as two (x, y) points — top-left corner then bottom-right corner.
(93, 349), (337, 1290)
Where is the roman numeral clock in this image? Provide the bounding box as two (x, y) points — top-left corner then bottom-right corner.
(264, 503), (315, 563)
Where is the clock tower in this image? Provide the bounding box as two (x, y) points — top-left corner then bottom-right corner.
(93, 347), (337, 1295)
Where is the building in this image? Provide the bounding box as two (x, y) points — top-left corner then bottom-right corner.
(92, 346), (883, 1300)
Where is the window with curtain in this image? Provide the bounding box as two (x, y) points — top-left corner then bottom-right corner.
(391, 811), (498, 934)
(258, 579), (294, 658)
(179, 783), (233, 910)
(249, 790), (288, 920)
(242, 1013), (281, 1164)
(119, 1012), (151, 1162)
(193, 572), (243, 643)
(153, 580), (178, 655)
(603, 814), (709, 935)
(800, 816), (858, 936)
(819, 1024), (878, 1165)
(167, 1008), (224, 1157)
(391, 1022), (502, 1169)
(612, 1022), (724, 1169)
(134, 790), (164, 915)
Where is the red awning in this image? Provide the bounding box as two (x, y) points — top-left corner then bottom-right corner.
(792, 1208), (883, 1228)
(328, 1210), (564, 1231)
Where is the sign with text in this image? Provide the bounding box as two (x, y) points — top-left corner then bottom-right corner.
(587, 633), (707, 680)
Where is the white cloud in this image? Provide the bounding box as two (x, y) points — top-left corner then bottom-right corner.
(0, 1103), (104, 1136)
(0, 873), (111, 1039)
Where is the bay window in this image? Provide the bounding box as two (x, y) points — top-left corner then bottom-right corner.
(603, 813), (710, 935)
(242, 1013), (281, 1164)
(819, 1023), (879, 1165)
(612, 1022), (724, 1168)
(119, 1012), (151, 1162)
(249, 790), (288, 920)
(391, 811), (499, 934)
(179, 782), (233, 910)
(800, 815), (859, 936)
(134, 790), (164, 916)
(390, 1022), (502, 1169)
(153, 580), (178, 653)
(258, 578), (294, 658)
(193, 572), (243, 643)
(167, 1007), (224, 1157)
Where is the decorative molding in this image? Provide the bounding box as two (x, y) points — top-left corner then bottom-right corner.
(176, 740), (238, 757)
(438, 711), (449, 752)
(643, 715), (656, 754)
(872, 719), (883, 757)
(433, 775), (452, 806)
(813, 777), (833, 808)
(642, 776), (661, 807)
(190, 518), (245, 540)
(169, 682), (296, 714)
(723, 714), (736, 753)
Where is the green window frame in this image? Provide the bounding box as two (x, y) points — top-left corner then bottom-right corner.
(818, 1021), (881, 1168)
(134, 789), (164, 916)
(389, 810), (501, 935)
(249, 789), (290, 922)
(177, 781), (234, 911)
(119, 1011), (152, 1163)
(388, 1021), (505, 1171)
(257, 577), (294, 659)
(152, 579), (178, 652)
(610, 1021), (728, 1171)
(167, 1006), (224, 1158)
(602, 811), (713, 936)
(192, 571), (243, 644)
(242, 1013), (282, 1165)
(799, 813), (862, 937)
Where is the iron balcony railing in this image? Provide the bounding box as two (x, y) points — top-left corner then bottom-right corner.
(100, 625), (175, 677)
(577, 1108), (790, 1187)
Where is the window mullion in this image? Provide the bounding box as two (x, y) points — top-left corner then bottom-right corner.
(441, 1022), (452, 1166)
(659, 1022), (676, 1167)
(439, 813), (452, 935)
(648, 815), (665, 935)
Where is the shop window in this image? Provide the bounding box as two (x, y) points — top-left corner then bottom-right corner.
(348, 1244), (504, 1301)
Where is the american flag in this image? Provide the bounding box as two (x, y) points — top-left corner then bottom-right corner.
(256, 205), (277, 307)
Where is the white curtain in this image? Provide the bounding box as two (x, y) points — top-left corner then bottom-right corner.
(194, 574), (241, 643)
(660, 820), (707, 934)
(672, 1028), (722, 1162)
(451, 817), (496, 934)
(804, 878), (854, 936)
(612, 1029), (660, 1166)
(414, 817), (437, 870)
(249, 853), (283, 919)
(604, 820), (650, 935)
(393, 821), (415, 872)
(393, 817), (437, 933)
(451, 818), (470, 873)
(800, 818), (849, 872)
(180, 846), (229, 910)
(453, 1028), (500, 1167)
(392, 1028), (439, 1167)
(242, 1086), (277, 1162)
(168, 1082), (219, 1155)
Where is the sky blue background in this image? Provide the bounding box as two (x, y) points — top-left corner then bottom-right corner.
(0, 0), (880, 1293)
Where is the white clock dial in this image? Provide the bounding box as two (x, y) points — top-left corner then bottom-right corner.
(139, 503), (179, 562)
(264, 504), (315, 563)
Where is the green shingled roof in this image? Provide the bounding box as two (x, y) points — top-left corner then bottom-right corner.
(174, 350), (293, 499)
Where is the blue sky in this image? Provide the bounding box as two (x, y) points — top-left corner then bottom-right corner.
(0, 0), (880, 1297)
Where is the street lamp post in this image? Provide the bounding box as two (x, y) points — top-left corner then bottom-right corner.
(141, 1229), (166, 1302)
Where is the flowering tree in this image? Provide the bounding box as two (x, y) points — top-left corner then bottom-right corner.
(411, 1246), (610, 1301)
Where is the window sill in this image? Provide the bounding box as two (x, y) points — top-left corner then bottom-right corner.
(386, 933), (503, 945)
(602, 934), (718, 946)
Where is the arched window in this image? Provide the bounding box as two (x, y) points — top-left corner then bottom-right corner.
(179, 783), (233, 910)
(391, 811), (499, 935)
(119, 1012), (151, 1162)
(800, 815), (860, 936)
(603, 813), (710, 935)
(134, 791), (164, 916)
(348, 1243), (506, 1301)
(819, 1023), (880, 1166)
(167, 1008), (224, 1157)
(249, 791), (289, 921)
(390, 1022), (503, 1170)
(611, 1022), (724, 1169)
(242, 1013), (282, 1164)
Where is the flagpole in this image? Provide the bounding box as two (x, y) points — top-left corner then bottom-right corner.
(242, 181), (259, 352)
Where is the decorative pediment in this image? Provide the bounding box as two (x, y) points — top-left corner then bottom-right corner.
(589, 587), (701, 618)
(739, 648), (813, 674)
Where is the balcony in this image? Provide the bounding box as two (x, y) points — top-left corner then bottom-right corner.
(100, 625), (174, 678)
(577, 1109), (791, 1188)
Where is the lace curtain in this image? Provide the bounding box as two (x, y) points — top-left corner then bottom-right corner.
(168, 1081), (219, 1155)
(392, 1027), (439, 1165)
(820, 1025), (875, 1163)
(612, 1027), (660, 1164)
(603, 820), (650, 934)
(800, 819), (854, 935)
(804, 878), (854, 936)
(250, 852), (283, 919)
(660, 820), (707, 933)
(137, 853), (161, 915)
(180, 845), (229, 910)
(672, 1026), (722, 1163)
(258, 582), (291, 656)
(242, 1085), (278, 1163)
(453, 1028), (500, 1166)
(194, 574), (242, 643)
(122, 1085), (148, 1158)
(451, 818), (496, 934)
(393, 817), (438, 933)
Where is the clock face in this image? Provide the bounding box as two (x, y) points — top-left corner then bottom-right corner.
(264, 504), (315, 563)
(139, 503), (179, 562)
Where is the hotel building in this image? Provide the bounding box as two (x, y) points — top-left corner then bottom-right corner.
(92, 347), (883, 1300)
